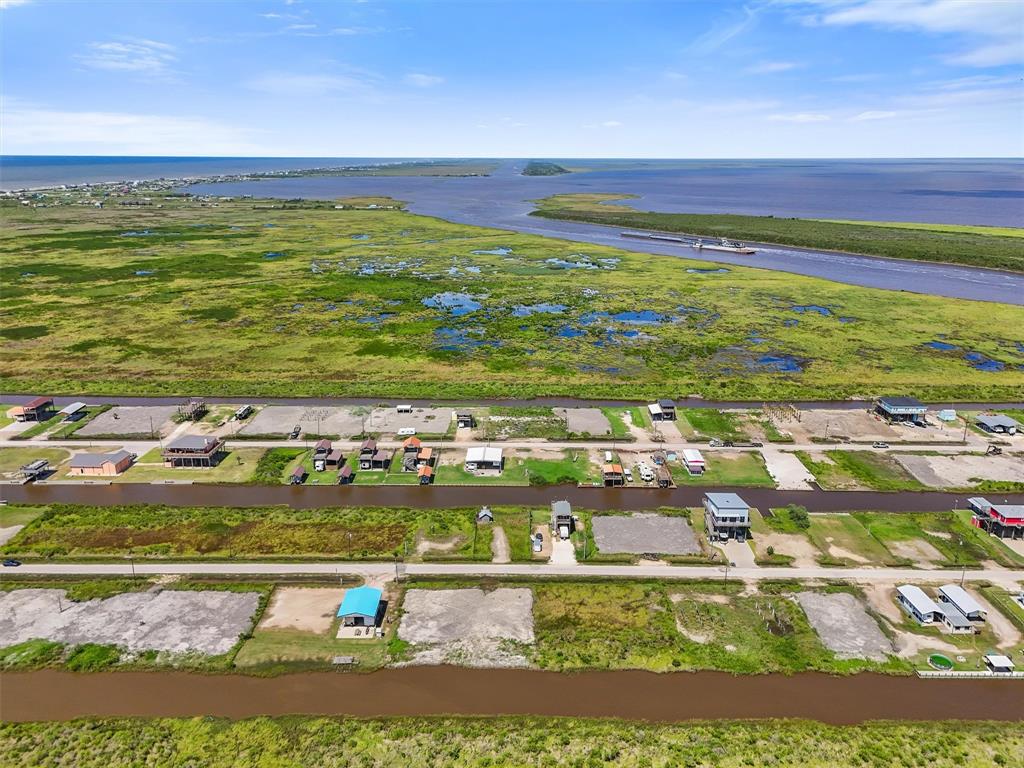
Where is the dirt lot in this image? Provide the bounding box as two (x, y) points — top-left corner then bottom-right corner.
(258, 587), (344, 634)
(591, 513), (700, 555)
(895, 453), (1024, 489)
(77, 406), (179, 437)
(784, 409), (898, 443)
(861, 584), (959, 658)
(754, 531), (820, 567)
(398, 588), (534, 667)
(796, 592), (891, 661)
(238, 406), (366, 437)
(558, 408), (611, 436)
(886, 538), (945, 567)
(0, 588), (260, 655)
(368, 407), (453, 435)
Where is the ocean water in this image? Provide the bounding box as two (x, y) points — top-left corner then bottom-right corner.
(3, 155), (1022, 227)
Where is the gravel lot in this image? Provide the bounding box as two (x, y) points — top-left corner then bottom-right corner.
(368, 407), (453, 435)
(76, 406), (178, 437)
(895, 453), (1024, 488)
(559, 408), (611, 436)
(238, 406), (366, 437)
(591, 513), (700, 555)
(796, 592), (891, 661)
(398, 588), (534, 667)
(0, 588), (260, 656)
(259, 587), (344, 634)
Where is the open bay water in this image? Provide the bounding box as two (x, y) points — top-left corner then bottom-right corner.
(5, 156), (1023, 302)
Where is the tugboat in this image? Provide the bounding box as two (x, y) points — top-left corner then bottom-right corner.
(693, 238), (757, 255)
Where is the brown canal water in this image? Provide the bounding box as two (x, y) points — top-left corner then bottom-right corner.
(2, 669), (1022, 724)
(3, 483), (1015, 512)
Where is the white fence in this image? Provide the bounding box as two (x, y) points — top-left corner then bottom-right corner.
(917, 670), (1024, 679)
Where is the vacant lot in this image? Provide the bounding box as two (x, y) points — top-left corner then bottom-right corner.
(895, 453), (1024, 489)
(790, 409), (899, 442)
(398, 588), (534, 667)
(560, 407), (611, 436)
(796, 592), (891, 661)
(590, 513), (700, 555)
(239, 406), (366, 438)
(258, 587), (344, 634)
(76, 406), (178, 437)
(4, 198), (1023, 402)
(0, 588), (259, 656)
(0, 447), (70, 480)
(671, 451), (774, 487)
(2, 504), (488, 560)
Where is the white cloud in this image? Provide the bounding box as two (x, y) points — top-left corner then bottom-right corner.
(246, 72), (374, 96)
(404, 72), (443, 87)
(662, 70), (688, 81)
(284, 23), (316, 31)
(850, 110), (900, 120)
(0, 0), (31, 8)
(745, 60), (800, 74)
(1, 102), (265, 155)
(767, 112), (831, 122)
(686, 5), (762, 55)
(800, 0), (1024, 67)
(75, 38), (177, 77)
(601, 120), (623, 127)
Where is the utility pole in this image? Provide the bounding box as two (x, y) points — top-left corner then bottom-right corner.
(959, 537), (966, 587)
(724, 558), (730, 586)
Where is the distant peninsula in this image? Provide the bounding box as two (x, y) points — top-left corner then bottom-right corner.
(521, 161), (570, 176)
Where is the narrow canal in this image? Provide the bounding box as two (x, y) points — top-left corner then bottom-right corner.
(3, 483), (1017, 512)
(2, 669), (1021, 724)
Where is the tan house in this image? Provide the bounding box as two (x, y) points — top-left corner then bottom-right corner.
(67, 450), (134, 477)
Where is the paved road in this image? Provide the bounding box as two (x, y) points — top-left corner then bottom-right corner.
(11, 561), (1023, 588)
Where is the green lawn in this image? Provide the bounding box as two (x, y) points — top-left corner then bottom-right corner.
(523, 450), (596, 485)
(234, 623), (389, 671)
(114, 447), (266, 484)
(677, 409), (750, 442)
(0, 447), (70, 475)
(794, 450), (923, 491)
(599, 407), (633, 439)
(669, 451), (774, 487)
(0, 505), (46, 528)
(804, 513), (901, 566)
(3, 195), (1023, 402)
(0, 405), (18, 429)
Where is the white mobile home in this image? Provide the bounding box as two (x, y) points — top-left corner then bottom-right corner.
(682, 449), (706, 475)
(896, 585), (942, 624)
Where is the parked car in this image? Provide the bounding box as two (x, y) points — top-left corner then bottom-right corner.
(532, 532), (544, 553)
(872, 441), (890, 449)
(289, 425), (301, 439)
(623, 467), (634, 482)
(708, 438), (724, 447)
(2, 559), (21, 567)
(397, 427), (416, 436)
(637, 462), (655, 482)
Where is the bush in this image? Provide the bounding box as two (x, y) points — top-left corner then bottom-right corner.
(65, 643), (120, 671)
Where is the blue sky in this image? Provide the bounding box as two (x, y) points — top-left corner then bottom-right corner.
(2, 0), (1022, 157)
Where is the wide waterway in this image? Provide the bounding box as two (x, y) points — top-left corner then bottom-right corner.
(2, 669), (1021, 723)
(186, 159), (1024, 305)
(3, 483), (1018, 512)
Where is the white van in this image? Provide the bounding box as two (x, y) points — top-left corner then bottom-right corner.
(397, 427), (416, 436)
(638, 462), (655, 482)
(397, 404), (413, 414)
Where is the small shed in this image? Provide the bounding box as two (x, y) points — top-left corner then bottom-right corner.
(682, 449), (706, 475)
(337, 465), (354, 484)
(289, 464), (307, 485)
(657, 398), (677, 420)
(403, 436), (422, 452)
(337, 586), (384, 627)
(455, 411), (475, 429)
(58, 402), (87, 422)
(656, 465), (672, 488)
(984, 654), (1016, 673)
(68, 450), (134, 477)
(417, 465), (434, 485)
(476, 506), (494, 523)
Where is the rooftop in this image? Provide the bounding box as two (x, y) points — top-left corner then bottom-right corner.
(552, 500), (572, 517)
(878, 396), (925, 409)
(938, 584), (984, 616)
(705, 492), (749, 510)
(165, 435), (221, 452)
(976, 413), (1019, 429)
(337, 586), (383, 619)
(69, 450), (132, 469)
(466, 446), (503, 463)
(896, 584), (941, 616)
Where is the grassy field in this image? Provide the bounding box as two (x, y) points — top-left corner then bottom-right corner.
(804, 513), (902, 566)
(0, 505), (46, 528)
(2, 717), (1020, 768)
(813, 219), (1024, 238)
(0, 447), (70, 476)
(670, 451), (774, 486)
(530, 580), (904, 674)
(2, 196), (1023, 402)
(0, 504), (493, 561)
(532, 192), (1024, 271)
(794, 450), (924, 491)
(677, 409), (750, 441)
(113, 447), (266, 484)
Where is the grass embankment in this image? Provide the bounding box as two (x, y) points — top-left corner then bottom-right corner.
(2, 718), (1019, 768)
(794, 450), (924, 491)
(532, 192), (1024, 271)
(2, 196), (1022, 402)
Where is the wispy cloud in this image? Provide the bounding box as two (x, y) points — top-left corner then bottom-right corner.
(404, 72), (443, 87)
(767, 112), (831, 122)
(246, 72), (375, 96)
(685, 5), (762, 55)
(745, 60), (801, 74)
(850, 110), (900, 121)
(75, 38), (177, 77)
(798, 0), (1024, 67)
(1, 101), (265, 155)
(0, 0), (32, 9)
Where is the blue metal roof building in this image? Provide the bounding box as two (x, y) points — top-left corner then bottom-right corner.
(337, 586), (383, 626)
